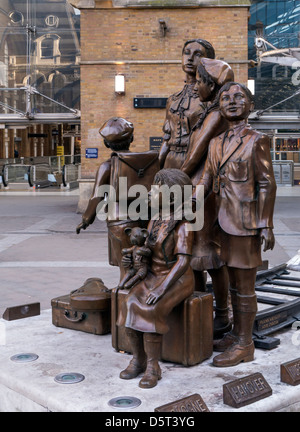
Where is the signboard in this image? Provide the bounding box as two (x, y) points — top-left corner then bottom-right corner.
(134, 98), (168, 109)
(223, 373), (272, 408)
(281, 358), (300, 386)
(57, 145), (65, 166)
(28, 133), (48, 138)
(155, 394), (209, 412)
(150, 137), (163, 151)
(85, 148), (98, 159)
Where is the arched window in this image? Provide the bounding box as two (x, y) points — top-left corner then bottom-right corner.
(41, 38), (54, 59)
(35, 35), (61, 64)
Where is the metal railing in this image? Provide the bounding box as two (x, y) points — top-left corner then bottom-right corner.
(1, 164), (30, 187)
(0, 155), (81, 190)
(62, 163), (81, 188)
(28, 164), (56, 188)
(0, 155), (81, 173)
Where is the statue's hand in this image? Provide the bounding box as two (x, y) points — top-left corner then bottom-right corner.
(146, 286), (166, 305)
(260, 228), (275, 252)
(121, 254), (132, 269)
(76, 221), (88, 234)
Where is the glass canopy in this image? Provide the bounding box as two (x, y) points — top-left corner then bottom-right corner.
(248, 0), (300, 113)
(0, 0), (80, 122)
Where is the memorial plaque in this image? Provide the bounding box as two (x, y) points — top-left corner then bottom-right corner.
(223, 373), (272, 408)
(155, 394), (209, 412)
(2, 303), (40, 321)
(281, 358), (300, 386)
(256, 311), (287, 332)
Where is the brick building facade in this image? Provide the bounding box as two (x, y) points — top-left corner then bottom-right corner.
(71, 0), (251, 211)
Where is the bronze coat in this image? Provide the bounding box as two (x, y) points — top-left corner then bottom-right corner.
(201, 125), (277, 237)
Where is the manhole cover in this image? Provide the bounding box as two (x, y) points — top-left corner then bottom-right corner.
(108, 396), (141, 409)
(54, 372), (85, 384)
(10, 353), (39, 363)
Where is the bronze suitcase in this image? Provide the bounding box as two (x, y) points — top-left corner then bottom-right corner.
(51, 278), (111, 335)
(111, 288), (213, 366)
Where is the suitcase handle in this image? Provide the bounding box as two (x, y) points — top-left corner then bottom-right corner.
(64, 310), (86, 323)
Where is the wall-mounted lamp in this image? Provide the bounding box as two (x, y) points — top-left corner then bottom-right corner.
(115, 74), (125, 94)
(159, 19), (168, 37)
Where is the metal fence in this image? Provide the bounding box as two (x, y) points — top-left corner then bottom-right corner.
(1, 164), (30, 187)
(0, 155), (81, 189)
(62, 163), (81, 188)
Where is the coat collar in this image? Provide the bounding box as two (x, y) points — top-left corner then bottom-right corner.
(218, 124), (251, 168)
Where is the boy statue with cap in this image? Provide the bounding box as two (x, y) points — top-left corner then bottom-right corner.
(76, 117), (145, 281)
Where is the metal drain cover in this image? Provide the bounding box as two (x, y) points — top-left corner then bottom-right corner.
(54, 372), (85, 384)
(10, 353), (39, 363)
(108, 396), (141, 409)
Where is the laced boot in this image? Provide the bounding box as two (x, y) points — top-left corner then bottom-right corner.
(139, 333), (162, 389)
(120, 329), (146, 379)
(213, 294), (257, 367)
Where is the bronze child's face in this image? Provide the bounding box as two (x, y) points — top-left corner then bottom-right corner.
(219, 84), (253, 121)
(194, 69), (214, 102)
(182, 42), (207, 76)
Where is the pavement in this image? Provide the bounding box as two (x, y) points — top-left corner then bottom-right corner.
(0, 185), (299, 412)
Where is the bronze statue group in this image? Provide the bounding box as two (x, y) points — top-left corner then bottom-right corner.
(77, 39), (276, 389)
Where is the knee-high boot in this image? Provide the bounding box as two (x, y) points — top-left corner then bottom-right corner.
(120, 328), (146, 380)
(213, 293), (257, 367)
(209, 267), (232, 339)
(139, 333), (162, 389)
(213, 288), (238, 352)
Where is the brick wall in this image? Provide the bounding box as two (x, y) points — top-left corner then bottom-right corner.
(79, 5), (249, 181)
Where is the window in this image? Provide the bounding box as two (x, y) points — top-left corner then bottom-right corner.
(41, 38), (54, 59)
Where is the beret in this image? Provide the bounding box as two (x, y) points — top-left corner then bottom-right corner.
(200, 58), (234, 86)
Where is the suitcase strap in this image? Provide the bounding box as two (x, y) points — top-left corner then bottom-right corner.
(64, 310), (86, 323)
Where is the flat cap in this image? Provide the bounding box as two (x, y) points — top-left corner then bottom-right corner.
(99, 117), (134, 143)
